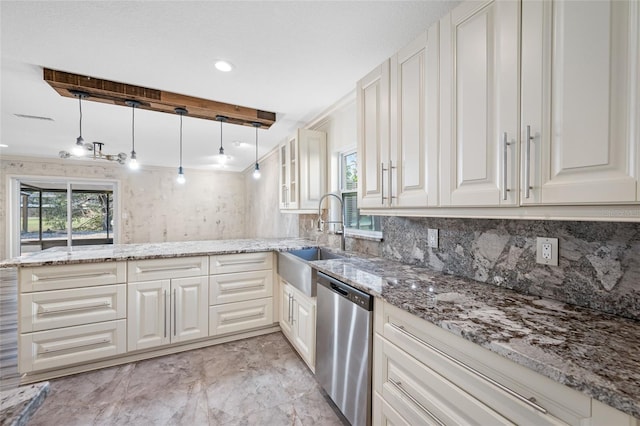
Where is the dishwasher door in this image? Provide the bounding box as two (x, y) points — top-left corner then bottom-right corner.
(316, 272), (373, 426)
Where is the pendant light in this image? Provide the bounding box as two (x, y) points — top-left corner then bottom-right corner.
(252, 122), (262, 179)
(176, 107), (188, 184)
(216, 115), (228, 164)
(125, 100), (141, 170)
(70, 90), (90, 156)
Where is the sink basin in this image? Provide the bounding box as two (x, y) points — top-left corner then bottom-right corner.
(277, 248), (345, 297)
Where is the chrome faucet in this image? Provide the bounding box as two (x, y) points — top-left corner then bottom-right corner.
(317, 193), (346, 251)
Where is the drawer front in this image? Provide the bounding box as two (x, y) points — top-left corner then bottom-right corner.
(128, 256), (208, 281)
(209, 297), (273, 336)
(20, 262), (126, 292)
(210, 252), (273, 274)
(376, 336), (514, 426)
(20, 284), (126, 333)
(373, 392), (412, 426)
(19, 319), (126, 373)
(380, 302), (588, 425)
(209, 270), (273, 305)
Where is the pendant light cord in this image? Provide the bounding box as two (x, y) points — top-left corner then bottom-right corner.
(179, 113), (183, 167)
(131, 105), (136, 153)
(255, 125), (258, 163)
(78, 95), (83, 139)
(219, 119), (224, 154)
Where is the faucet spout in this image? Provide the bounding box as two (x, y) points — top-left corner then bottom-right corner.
(317, 193), (346, 251)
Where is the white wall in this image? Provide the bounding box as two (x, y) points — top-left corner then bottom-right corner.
(1, 157), (246, 259)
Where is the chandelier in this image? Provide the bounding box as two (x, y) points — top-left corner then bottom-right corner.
(60, 142), (127, 165)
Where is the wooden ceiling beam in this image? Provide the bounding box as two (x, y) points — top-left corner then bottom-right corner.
(43, 68), (276, 128)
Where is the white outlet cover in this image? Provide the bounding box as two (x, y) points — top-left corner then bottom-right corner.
(428, 229), (438, 248)
(536, 237), (558, 266)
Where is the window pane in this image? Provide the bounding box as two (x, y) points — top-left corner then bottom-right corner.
(342, 151), (358, 191)
(71, 189), (111, 244)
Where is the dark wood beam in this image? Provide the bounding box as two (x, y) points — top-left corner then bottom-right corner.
(43, 68), (277, 128)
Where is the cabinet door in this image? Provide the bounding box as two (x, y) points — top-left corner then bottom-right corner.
(279, 281), (294, 337)
(440, 0), (520, 206)
(279, 143), (289, 209)
(127, 280), (170, 351)
(298, 129), (327, 210)
(357, 60), (391, 209)
(521, 0), (639, 204)
(172, 277), (208, 343)
(287, 136), (299, 210)
(292, 293), (316, 369)
(390, 27), (439, 208)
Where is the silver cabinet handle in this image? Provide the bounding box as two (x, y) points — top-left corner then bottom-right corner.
(389, 378), (446, 426)
(389, 160), (396, 204)
(173, 289), (177, 337)
(288, 294), (293, 324)
(290, 294), (295, 324)
(524, 125), (533, 199)
(381, 162), (385, 205)
(389, 322), (548, 415)
(164, 290), (168, 338)
(502, 132), (511, 201)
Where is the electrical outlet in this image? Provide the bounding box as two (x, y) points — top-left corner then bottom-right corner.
(536, 237), (558, 266)
(428, 229), (439, 248)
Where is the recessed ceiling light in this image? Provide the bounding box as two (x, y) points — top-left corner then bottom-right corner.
(214, 60), (234, 72)
(0, 144), (8, 148)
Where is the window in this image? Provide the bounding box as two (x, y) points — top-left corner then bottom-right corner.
(12, 178), (118, 255)
(340, 150), (382, 236)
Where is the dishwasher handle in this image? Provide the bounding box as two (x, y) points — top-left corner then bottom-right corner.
(331, 283), (349, 296)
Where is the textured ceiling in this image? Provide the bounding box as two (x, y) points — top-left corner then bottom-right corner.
(1, 1), (459, 172)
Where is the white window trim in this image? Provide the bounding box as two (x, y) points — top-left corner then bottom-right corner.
(7, 175), (121, 258)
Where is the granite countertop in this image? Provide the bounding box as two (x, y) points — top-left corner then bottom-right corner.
(0, 238), (318, 267)
(310, 254), (640, 420)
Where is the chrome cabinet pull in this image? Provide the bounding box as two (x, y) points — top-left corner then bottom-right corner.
(524, 125), (533, 199)
(164, 290), (168, 338)
(389, 322), (548, 414)
(502, 132), (511, 201)
(389, 378), (446, 426)
(389, 160), (396, 204)
(381, 162), (388, 205)
(173, 289), (177, 336)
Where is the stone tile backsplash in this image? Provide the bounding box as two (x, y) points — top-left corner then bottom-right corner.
(380, 217), (640, 321)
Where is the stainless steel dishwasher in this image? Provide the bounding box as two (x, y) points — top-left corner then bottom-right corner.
(316, 272), (373, 426)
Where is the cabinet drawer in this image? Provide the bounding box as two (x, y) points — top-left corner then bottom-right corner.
(19, 319), (126, 373)
(209, 270), (273, 305)
(376, 335), (515, 426)
(209, 297), (273, 336)
(210, 252), (273, 274)
(128, 256), (208, 281)
(20, 284), (126, 333)
(373, 392), (412, 426)
(20, 262), (126, 292)
(379, 302), (590, 425)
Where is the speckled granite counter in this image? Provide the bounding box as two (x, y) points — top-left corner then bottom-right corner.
(310, 255), (640, 420)
(0, 238), (318, 267)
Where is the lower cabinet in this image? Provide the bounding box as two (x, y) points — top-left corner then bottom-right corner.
(373, 300), (638, 426)
(279, 279), (316, 371)
(127, 276), (208, 351)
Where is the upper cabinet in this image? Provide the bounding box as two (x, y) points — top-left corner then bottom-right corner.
(440, 0), (520, 207)
(279, 129), (327, 212)
(521, 0), (640, 205)
(357, 27), (439, 210)
(356, 0), (640, 218)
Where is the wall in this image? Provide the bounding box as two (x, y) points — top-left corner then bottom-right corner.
(1, 157), (246, 260)
(243, 149), (298, 238)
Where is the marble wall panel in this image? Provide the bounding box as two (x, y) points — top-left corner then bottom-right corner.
(0, 157), (246, 259)
(380, 217), (640, 321)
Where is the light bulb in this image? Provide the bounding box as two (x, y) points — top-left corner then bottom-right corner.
(72, 144), (86, 157)
(129, 158), (139, 170)
(218, 154), (228, 164)
(253, 163), (261, 180)
(176, 166), (186, 184)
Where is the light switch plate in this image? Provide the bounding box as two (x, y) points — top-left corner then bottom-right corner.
(536, 237), (558, 266)
(428, 229), (439, 248)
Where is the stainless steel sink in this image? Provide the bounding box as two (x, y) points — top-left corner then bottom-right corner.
(277, 248), (345, 297)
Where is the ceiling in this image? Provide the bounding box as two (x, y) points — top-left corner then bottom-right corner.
(1, 1), (459, 172)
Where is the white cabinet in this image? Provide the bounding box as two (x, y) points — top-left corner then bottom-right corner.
(373, 300), (638, 426)
(18, 262), (127, 374)
(279, 279), (316, 371)
(440, 0), (520, 207)
(127, 276), (208, 351)
(279, 129), (327, 211)
(127, 256), (209, 352)
(208, 253), (275, 337)
(521, 0), (640, 204)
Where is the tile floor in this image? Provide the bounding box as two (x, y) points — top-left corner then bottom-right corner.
(27, 332), (346, 425)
